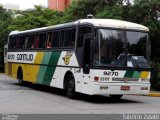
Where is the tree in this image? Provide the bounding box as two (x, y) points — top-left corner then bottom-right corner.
(0, 6), (12, 53)
(8, 6), (62, 31)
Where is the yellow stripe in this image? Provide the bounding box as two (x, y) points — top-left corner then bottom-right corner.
(28, 52), (44, 83)
(140, 71), (149, 79)
(34, 52), (44, 64)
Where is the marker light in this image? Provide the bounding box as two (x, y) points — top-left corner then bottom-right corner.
(94, 77), (99, 81)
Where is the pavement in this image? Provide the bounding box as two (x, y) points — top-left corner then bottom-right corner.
(1, 73), (160, 97)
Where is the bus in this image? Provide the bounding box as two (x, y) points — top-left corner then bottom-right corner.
(6, 18), (151, 99)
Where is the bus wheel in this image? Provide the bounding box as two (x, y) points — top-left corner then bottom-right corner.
(17, 69), (24, 86)
(109, 95), (123, 99)
(66, 75), (76, 99)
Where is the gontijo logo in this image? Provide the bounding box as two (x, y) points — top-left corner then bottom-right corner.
(63, 53), (72, 65)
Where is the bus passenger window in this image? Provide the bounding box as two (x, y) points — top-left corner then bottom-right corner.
(61, 28), (76, 48)
(25, 36), (29, 48)
(38, 33), (46, 48)
(9, 37), (16, 49)
(28, 35), (35, 48)
(19, 36), (25, 49)
(35, 34), (39, 48)
(46, 32), (52, 49)
(52, 31), (59, 48)
(16, 36), (20, 49)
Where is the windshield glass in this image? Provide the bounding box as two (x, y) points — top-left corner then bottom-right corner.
(93, 29), (149, 68)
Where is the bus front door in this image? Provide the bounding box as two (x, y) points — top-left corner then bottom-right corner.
(83, 34), (91, 74)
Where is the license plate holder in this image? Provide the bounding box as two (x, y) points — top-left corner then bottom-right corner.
(121, 86), (130, 90)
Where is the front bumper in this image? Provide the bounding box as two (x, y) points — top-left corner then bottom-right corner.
(90, 82), (150, 95)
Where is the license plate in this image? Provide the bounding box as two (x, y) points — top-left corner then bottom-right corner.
(121, 86), (130, 90)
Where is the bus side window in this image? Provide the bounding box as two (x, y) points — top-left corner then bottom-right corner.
(22, 36), (25, 48)
(35, 34), (39, 48)
(52, 31), (60, 48)
(76, 26), (93, 66)
(16, 36), (20, 49)
(28, 34), (35, 48)
(25, 36), (29, 48)
(11, 36), (16, 49)
(38, 33), (46, 48)
(9, 36), (15, 49)
(46, 32), (52, 49)
(61, 30), (65, 47)
(61, 28), (76, 48)
(19, 35), (25, 49)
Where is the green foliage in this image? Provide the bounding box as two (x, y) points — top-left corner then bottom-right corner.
(0, 6), (12, 53)
(96, 5), (123, 19)
(8, 6), (63, 31)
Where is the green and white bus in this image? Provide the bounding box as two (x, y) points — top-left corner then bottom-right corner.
(7, 18), (151, 99)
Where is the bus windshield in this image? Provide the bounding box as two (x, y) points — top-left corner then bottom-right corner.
(93, 29), (150, 68)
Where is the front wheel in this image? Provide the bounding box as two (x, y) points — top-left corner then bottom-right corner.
(109, 95), (123, 99)
(17, 70), (24, 86)
(66, 75), (76, 99)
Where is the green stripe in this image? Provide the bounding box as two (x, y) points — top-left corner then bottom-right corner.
(132, 71), (141, 78)
(42, 52), (61, 85)
(124, 71), (134, 78)
(37, 52), (52, 84)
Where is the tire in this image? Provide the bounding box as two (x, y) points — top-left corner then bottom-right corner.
(17, 69), (24, 86)
(109, 95), (123, 99)
(66, 75), (76, 99)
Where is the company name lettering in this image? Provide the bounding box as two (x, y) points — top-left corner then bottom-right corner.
(17, 54), (33, 61)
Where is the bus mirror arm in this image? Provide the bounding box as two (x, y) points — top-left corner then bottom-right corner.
(83, 64), (90, 74)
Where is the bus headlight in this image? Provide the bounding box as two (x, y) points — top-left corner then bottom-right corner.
(100, 77), (109, 82)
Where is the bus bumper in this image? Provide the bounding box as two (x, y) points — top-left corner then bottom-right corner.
(91, 82), (150, 95)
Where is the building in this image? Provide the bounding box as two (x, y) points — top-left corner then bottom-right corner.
(48, 0), (71, 11)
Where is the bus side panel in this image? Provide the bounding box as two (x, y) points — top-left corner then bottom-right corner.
(50, 51), (83, 92)
(5, 63), (8, 75)
(11, 63), (19, 79)
(23, 64), (39, 83)
(36, 51), (61, 86)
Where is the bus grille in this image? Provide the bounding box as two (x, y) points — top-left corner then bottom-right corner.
(112, 78), (139, 82)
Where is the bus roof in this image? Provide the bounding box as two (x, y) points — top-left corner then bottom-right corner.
(9, 19), (149, 35)
(79, 19), (149, 31)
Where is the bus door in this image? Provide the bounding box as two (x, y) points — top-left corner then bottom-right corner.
(83, 34), (92, 74)
(80, 34), (92, 93)
(76, 26), (93, 93)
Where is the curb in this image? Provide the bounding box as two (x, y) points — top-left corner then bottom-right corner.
(149, 92), (160, 97)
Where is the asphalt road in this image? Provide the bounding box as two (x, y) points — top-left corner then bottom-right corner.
(0, 74), (160, 114)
